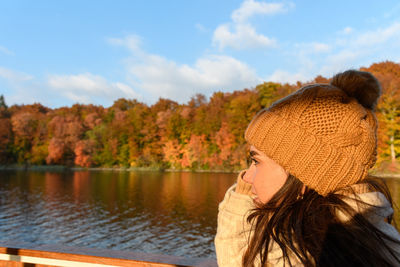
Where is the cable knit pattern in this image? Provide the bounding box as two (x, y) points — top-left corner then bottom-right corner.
(245, 84), (379, 196)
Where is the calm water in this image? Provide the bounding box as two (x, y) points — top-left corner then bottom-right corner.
(0, 170), (399, 259)
(0, 170), (236, 258)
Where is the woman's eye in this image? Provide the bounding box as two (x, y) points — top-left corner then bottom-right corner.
(251, 158), (259, 165)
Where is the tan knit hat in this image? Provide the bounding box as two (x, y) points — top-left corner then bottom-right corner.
(245, 70), (381, 196)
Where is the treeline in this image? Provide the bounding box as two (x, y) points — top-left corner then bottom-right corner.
(0, 61), (399, 171)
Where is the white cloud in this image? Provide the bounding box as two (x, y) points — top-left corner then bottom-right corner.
(351, 22), (400, 47)
(0, 45), (13, 55)
(109, 35), (261, 103)
(107, 35), (142, 54)
(47, 73), (140, 104)
(341, 27), (353, 35)
(0, 67), (53, 106)
(212, 0), (293, 51)
(311, 43), (331, 53)
(1, 68), (137, 107)
(295, 42), (331, 54)
(280, 21), (400, 82)
(213, 23), (276, 50)
(232, 0), (290, 23)
(267, 70), (309, 84)
(319, 22), (400, 76)
(4, 31), (260, 107)
(320, 50), (360, 76)
(0, 67), (33, 82)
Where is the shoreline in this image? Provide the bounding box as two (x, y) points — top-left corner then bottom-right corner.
(1, 164), (399, 178)
(0, 164), (236, 174)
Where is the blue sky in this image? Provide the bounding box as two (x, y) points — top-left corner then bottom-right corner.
(1, 0), (400, 108)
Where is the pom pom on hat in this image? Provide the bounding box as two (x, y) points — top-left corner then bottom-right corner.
(330, 70), (381, 110)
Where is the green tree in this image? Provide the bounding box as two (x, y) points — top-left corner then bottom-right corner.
(256, 82), (282, 108)
(0, 95), (7, 109)
(363, 61), (400, 167)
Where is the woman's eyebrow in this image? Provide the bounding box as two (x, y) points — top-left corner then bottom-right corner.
(249, 150), (259, 157)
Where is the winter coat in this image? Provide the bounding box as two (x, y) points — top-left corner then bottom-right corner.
(214, 171), (400, 266)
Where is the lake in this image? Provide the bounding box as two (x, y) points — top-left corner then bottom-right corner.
(0, 170), (399, 259)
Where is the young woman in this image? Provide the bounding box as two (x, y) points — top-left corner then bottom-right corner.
(215, 70), (400, 266)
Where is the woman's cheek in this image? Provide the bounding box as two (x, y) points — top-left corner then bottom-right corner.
(254, 175), (271, 203)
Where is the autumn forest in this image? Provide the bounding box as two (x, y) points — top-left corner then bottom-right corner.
(1, 61), (399, 172)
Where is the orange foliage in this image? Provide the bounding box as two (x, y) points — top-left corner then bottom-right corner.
(84, 113), (102, 129)
(46, 138), (66, 164)
(11, 112), (37, 139)
(74, 140), (96, 167)
(215, 122), (236, 163)
(180, 134), (207, 168)
(48, 115), (84, 141)
(162, 139), (182, 169)
(2, 61), (399, 170)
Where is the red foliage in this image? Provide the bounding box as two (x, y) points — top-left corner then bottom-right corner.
(84, 113), (102, 129)
(215, 122), (236, 163)
(46, 138), (65, 164)
(48, 115), (84, 146)
(11, 112), (37, 139)
(74, 140), (96, 167)
(180, 134), (207, 168)
(2, 61), (399, 170)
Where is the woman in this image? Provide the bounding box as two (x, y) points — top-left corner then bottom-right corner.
(215, 70), (400, 266)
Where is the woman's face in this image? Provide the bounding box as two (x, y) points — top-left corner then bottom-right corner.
(243, 145), (289, 204)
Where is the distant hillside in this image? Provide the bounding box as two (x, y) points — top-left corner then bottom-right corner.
(0, 61), (399, 172)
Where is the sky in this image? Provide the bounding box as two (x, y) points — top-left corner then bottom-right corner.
(1, 0), (400, 108)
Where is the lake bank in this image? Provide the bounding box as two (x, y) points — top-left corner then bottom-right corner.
(1, 164), (399, 178)
(0, 164), (236, 174)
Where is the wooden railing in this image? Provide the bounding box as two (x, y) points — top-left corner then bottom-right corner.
(0, 240), (217, 267)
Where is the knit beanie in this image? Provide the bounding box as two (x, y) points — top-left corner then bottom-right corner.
(245, 70), (381, 196)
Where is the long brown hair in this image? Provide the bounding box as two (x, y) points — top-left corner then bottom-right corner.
(243, 174), (400, 267)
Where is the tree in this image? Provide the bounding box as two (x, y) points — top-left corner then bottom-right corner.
(256, 82), (282, 108)
(363, 61), (400, 166)
(46, 138), (66, 164)
(2, 61), (399, 171)
(0, 95), (7, 109)
(0, 118), (12, 163)
(74, 140), (96, 167)
(180, 134), (207, 169)
(162, 139), (182, 169)
(226, 89), (261, 143)
(215, 122), (236, 166)
(84, 112), (102, 129)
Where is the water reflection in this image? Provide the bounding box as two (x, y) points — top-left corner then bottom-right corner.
(0, 170), (236, 258)
(0, 170), (398, 258)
